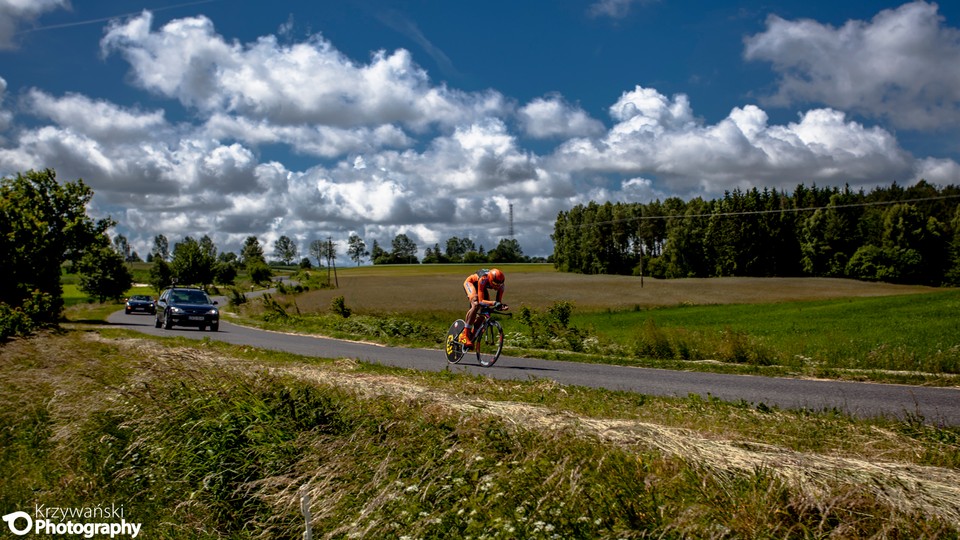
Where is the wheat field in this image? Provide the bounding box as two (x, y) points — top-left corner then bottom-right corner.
(288, 263), (938, 315)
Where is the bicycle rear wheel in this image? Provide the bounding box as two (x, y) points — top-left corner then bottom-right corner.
(474, 320), (504, 367)
(445, 319), (466, 364)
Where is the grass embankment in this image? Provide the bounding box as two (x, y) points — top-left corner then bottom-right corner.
(3, 329), (960, 538)
(234, 265), (960, 384)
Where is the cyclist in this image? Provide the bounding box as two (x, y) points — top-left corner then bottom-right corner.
(461, 268), (508, 348)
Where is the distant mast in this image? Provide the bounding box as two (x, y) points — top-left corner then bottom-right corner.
(508, 203), (514, 239)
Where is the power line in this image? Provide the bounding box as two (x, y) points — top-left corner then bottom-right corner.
(15, 0), (220, 35)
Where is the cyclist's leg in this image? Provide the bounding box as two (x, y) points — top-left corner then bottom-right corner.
(463, 281), (479, 328)
(462, 282), (480, 345)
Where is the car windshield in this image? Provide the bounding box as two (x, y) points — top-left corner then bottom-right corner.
(173, 291), (209, 304)
(132, 295), (152, 301)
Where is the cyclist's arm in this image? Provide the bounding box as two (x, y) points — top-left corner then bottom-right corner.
(477, 278), (498, 307)
(464, 276), (479, 302)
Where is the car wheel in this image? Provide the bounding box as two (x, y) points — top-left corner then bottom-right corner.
(163, 312), (173, 329)
(154, 316), (161, 328)
(125, 308), (131, 314)
(211, 323), (219, 332)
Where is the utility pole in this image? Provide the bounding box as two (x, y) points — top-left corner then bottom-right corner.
(638, 207), (644, 288)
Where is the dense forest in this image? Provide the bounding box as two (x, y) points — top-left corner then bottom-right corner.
(551, 181), (960, 286)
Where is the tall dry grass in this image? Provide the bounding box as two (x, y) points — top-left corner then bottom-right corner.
(3, 330), (959, 538)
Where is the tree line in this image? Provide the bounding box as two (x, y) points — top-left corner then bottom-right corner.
(375, 236), (533, 265)
(146, 232), (533, 286)
(551, 181), (960, 285)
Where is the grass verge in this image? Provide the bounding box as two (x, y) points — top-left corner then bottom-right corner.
(2, 329), (959, 538)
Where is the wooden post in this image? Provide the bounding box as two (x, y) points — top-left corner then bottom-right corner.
(299, 485), (312, 540)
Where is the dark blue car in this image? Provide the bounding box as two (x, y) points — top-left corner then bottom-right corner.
(154, 287), (219, 331)
(125, 294), (156, 315)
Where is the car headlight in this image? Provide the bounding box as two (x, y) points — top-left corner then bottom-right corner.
(170, 306), (184, 314)
(207, 309), (219, 316)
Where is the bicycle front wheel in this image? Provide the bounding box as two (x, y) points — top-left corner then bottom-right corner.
(474, 320), (504, 367)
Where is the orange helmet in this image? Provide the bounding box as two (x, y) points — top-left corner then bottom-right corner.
(488, 268), (505, 286)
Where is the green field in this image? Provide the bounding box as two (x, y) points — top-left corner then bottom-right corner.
(578, 291), (960, 375)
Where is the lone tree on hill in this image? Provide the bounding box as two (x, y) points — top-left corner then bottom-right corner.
(274, 235), (298, 265)
(347, 234), (369, 266)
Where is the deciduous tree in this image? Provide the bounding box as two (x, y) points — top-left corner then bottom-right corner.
(77, 239), (133, 302)
(273, 235), (298, 265)
(171, 236), (215, 286)
(0, 169), (111, 326)
(347, 234), (369, 266)
(390, 234), (419, 264)
(152, 234), (169, 261)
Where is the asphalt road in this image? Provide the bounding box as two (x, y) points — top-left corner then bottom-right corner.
(107, 310), (960, 426)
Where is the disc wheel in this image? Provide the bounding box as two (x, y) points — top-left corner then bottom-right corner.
(445, 320), (466, 364)
(474, 320), (504, 367)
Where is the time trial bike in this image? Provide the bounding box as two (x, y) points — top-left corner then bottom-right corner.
(444, 304), (509, 367)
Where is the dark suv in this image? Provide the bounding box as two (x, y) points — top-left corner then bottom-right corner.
(154, 287), (220, 331)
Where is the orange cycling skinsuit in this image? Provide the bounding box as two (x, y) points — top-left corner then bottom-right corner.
(461, 268), (507, 348)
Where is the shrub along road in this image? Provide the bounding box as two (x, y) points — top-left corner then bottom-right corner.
(107, 310), (960, 426)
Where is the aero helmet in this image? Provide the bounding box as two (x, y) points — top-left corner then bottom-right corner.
(488, 268), (505, 285)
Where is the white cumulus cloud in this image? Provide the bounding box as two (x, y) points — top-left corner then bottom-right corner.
(0, 0), (69, 50)
(551, 86), (914, 194)
(100, 11), (508, 131)
(744, 1), (960, 130)
(519, 95), (605, 139)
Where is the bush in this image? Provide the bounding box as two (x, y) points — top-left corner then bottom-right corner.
(633, 319), (674, 359)
(331, 296), (351, 318)
(717, 328), (775, 365)
(227, 288), (248, 306)
(260, 294), (291, 322)
(0, 290), (55, 340)
(0, 303), (34, 340)
(517, 301), (588, 351)
(248, 261), (273, 286)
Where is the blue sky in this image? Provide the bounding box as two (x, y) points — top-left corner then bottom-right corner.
(1, 0), (959, 259)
